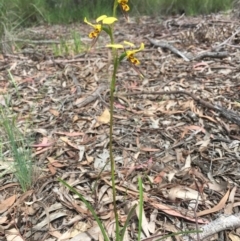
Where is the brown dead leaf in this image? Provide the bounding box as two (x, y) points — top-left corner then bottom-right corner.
(47, 157), (66, 167)
(5, 228), (24, 241)
(58, 221), (90, 239)
(32, 137), (54, 148)
(225, 186), (237, 215)
(0, 195), (16, 214)
(229, 232), (240, 241)
(97, 108), (110, 124)
(149, 198), (208, 224)
(47, 163), (56, 175)
(60, 136), (80, 149)
(140, 147), (160, 152)
(49, 108), (59, 117)
(0, 216), (7, 224)
(0, 183), (19, 191)
(197, 189), (230, 217)
(55, 131), (84, 137)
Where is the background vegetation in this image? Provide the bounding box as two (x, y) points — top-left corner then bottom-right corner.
(0, 0), (236, 49)
(0, 0), (236, 28)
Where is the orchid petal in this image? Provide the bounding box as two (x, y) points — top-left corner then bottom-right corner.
(124, 41), (135, 47)
(102, 17), (118, 25)
(106, 44), (124, 49)
(96, 15), (108, 23)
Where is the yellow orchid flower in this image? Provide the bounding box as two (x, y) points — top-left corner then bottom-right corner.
(118, 0), (130, 11)
(84, 17), (102, 39)
(126, 43), (144, 65)
(123, 41), (135, 47)
(84, 15), (118, 39)
(106, 42), (144, 65)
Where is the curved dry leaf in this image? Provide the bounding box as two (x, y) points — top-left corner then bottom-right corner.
(148, 209), (158, 233)
(229, 232), (240, 241)
(197, 189), (230, 217)
(97, 108), (110, 124)
(5, 228), (24, 241)
(0, 195), (16, 214)
(98, 184), (110, 202)
(49, 108), (59, 117)
(59, 221), (90, 240)
(149, 199), (208, 224)
(225, 186), (237, 215)
(69, 225), (101, 241)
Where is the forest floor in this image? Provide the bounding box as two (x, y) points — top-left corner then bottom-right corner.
(0, 12), (240, 241)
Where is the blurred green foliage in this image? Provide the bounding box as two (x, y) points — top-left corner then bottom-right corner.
(0, 0), (235, 27)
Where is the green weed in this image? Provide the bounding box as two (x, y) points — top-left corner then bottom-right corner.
(52, 33), (85, 56)
(0, 98), (33, 192)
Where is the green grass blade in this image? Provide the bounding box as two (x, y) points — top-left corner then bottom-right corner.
(138, 176), (143, 241)
(120, 203), (137, 241)
(58, 178), (110, 241)
(0, 102), (32, 192)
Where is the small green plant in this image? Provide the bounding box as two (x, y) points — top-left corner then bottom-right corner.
(72, 31), (84, 54)
(52, 33), (84, 56)
(59, 0), (203, 240)
(0, 98), (33, 192)
(59, 1), (146, 240)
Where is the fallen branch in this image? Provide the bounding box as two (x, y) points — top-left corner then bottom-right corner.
(189, 214), (240, 240)
(117, 90), (240, 127)
(74, 83), (108, 108)
(146, 37), (229, 61)
(193, 51), (228, 60)
(146, 37), (190, 61)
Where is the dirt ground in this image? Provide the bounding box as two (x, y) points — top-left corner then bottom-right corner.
(0, 12), (240, 241)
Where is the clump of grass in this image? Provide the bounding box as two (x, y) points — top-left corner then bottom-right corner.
(72, 31), (84, 54)
(52, 32), (85, 56)
(0, 96), (33, 192)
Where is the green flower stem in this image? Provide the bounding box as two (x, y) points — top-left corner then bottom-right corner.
(113, 0), (119, 18)
(108, 8), (120, 239)
(109, 56), (120, 241)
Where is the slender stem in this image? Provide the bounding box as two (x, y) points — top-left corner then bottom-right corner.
(138, 176), (143, 241)
(109, 56), (119, 240)
(113, 0), (118, 18)
(109, 2), (120, 239)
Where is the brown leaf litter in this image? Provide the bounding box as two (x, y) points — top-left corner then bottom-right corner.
(0, 13), (240, 241)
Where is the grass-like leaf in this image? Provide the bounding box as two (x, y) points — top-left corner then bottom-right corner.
(138, 176), (143, 241)
(0, 100), (32, 192)
(120, 203), (137, 241)
(58, 178), (110, 241)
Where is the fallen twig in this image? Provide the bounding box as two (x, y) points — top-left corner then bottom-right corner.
(187, 214), (240, 240)
(74, 83), (108, 108)
(213, 27), (240, 50)
(146, 37), (229, 61)
(146, 37), (190, 61)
